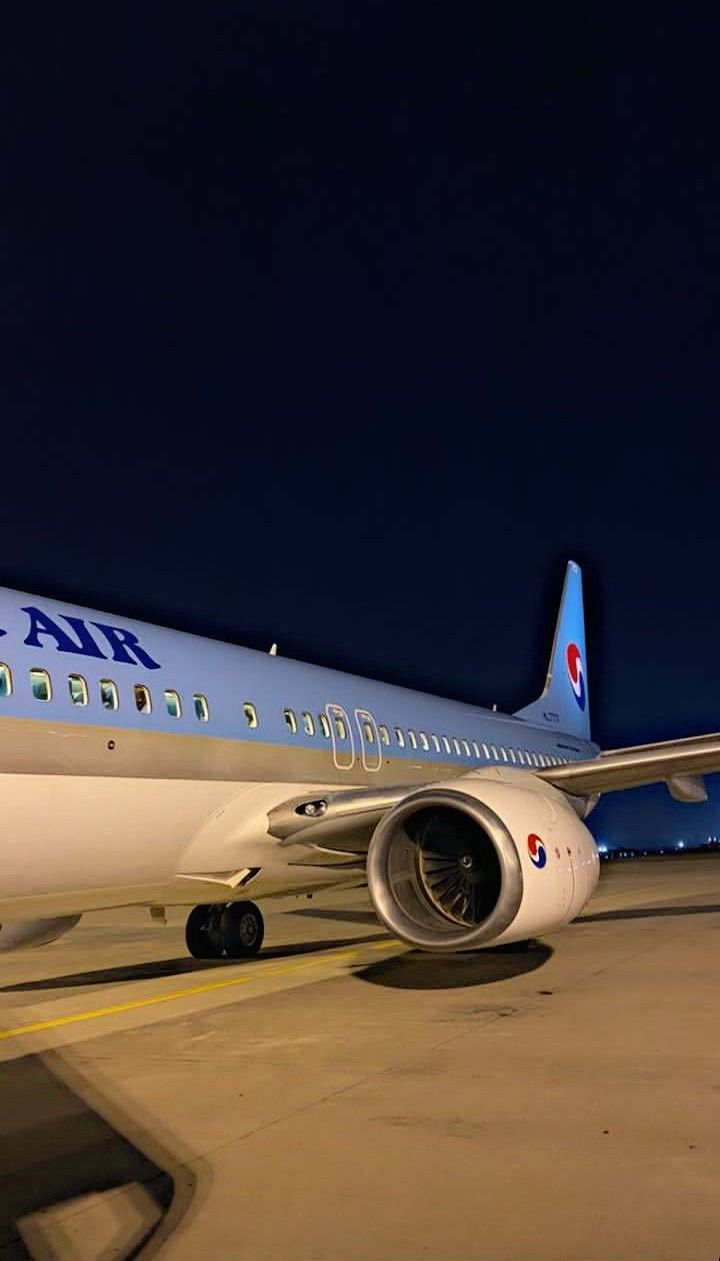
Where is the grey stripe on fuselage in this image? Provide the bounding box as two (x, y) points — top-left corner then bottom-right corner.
(0, 713), (498, 787)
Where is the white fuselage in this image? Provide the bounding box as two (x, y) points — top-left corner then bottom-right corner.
(0, 585), (600, 922)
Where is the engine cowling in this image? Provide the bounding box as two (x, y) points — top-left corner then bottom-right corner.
(367, 769), (599, 952)
(0, 915), (81, 951)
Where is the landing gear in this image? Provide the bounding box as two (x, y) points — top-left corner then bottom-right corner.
(221, 902), (265, 957)
(185, 901), (265, 960)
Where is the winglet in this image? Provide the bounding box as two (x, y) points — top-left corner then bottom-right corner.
(514, 561), (590, 740)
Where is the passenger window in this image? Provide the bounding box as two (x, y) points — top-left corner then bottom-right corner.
(431, 734), (440, 753)
(68, 674), (88, 706)
(395, 727), (405, 748)
(284, 708), (298, 734)
(379, 724), (390, 746)
(0, 663), (13, 697)
(452, 738), (461, 755)
(244, 702), (258, 729)
(472, 741), (480, 758)
(500, 747), (508, 761)
(461, 739), (470, 757)
(408, 729), (418, 749)
(363, 720), (375, 744)
(509, 749), (517, 763)
(302, 710), (315, 736)
(319, 713), (331, 738)
(419, 731), (429, 751)
(442, 736), (451, 754)
(193, 693), (209, 722)
(134, 684), (152, 714)
(164, 689), (181, 718)
(30, 668), (52, 701)
(490, 744), (498, 759)
(100, 679), (118, 710)
(334, 715), (347, 740)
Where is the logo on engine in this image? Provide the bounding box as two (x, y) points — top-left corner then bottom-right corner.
(566, 642), (586, 711)
(527, 833), (547, 869)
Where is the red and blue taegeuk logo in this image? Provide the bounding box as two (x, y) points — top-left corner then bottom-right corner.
(565, 642), (586, 711)
(527, 832), (547, 869)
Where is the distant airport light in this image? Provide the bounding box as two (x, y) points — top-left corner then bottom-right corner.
(597, 843), (608, 854)
(676, 840), (685, 849)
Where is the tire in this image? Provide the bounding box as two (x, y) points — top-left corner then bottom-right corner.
(185, 904), (223, 959)
(220, 901), (265, 958)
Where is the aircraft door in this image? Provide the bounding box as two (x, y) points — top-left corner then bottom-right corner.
(325, 703), (355, 771)
(354, 708), (382, 772)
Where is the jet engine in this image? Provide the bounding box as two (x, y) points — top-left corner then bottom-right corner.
(0, 915), (81, 951)
(366, 770), (598, 952)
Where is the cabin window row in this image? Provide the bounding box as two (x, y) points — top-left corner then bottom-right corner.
(0, 664), (209, 722)
(0, 660), (570, 766)
(248, 700), (570, 766)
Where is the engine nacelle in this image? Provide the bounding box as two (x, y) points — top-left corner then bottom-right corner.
(0, 915), (81, 951)
(367, 769), (599, 952)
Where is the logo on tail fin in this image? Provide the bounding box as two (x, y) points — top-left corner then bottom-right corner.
(566, 642), (586, 711)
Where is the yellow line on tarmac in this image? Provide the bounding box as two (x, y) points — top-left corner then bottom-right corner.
(0, 939), (399, 1042)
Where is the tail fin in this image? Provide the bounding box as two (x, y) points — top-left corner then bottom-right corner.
(514, 560), (590, 740)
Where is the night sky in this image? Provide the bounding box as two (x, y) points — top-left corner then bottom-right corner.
(3, 6), (719, 846)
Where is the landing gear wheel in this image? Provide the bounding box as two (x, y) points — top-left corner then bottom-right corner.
(185, 904), (224, 959)
(221, 901), (265, 958)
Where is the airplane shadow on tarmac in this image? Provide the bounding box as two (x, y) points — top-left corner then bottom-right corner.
(0, 933), (388, 994)
(288, 908), (380, 924)
(0, 1052), (202, 1261)
(355, 942), (553, 990)
(577, 902), (720, 923)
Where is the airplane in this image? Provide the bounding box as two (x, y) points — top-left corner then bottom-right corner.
(0, 561), (717, 959)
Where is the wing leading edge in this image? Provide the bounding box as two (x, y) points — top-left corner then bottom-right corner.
(538, 732), (720, 801)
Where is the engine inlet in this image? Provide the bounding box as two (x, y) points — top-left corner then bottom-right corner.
(367, 787), (524, 952)
(409, 806), (502, 926)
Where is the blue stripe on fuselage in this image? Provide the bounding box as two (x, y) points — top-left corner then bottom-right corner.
(0, 586), (599, 765)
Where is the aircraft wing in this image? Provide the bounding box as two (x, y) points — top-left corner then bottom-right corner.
(538, 732), (720, 802)
(268, 785), (410, 854)
(266, 733), (720, 860)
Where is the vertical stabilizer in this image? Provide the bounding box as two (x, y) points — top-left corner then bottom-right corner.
(514, 561), (590, 740)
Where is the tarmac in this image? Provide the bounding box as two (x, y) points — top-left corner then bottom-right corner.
(0, 854), (718, 1261)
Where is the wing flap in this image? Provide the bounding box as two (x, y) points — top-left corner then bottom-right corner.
(538, 732), (720, 796)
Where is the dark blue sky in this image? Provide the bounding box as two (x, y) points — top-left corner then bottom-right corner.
(2, 5), (720, 845)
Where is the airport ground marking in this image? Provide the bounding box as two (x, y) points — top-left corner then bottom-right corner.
(0, 938), (399, 1042)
